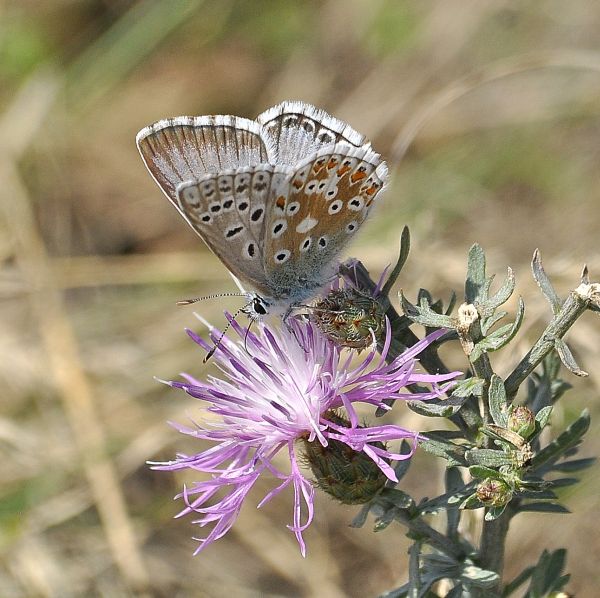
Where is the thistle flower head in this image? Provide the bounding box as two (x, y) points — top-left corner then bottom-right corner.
(151, 314), (460, 556)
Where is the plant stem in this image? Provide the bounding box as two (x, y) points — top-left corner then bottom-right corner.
(393, 509), (467, 561)
(478, 505), (514, 587)
(504, 284), (598, 398)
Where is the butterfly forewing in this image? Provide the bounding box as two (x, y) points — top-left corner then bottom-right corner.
(262, 144), (388, 301)
(136, 115), (276, 204)
(257, 101), (368, 167)
(176, 164), (291, 294)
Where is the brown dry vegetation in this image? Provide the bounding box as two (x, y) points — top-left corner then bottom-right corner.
(1, 1), (599, 596)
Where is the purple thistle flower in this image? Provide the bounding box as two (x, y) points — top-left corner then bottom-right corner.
(151, 315), (460, 556)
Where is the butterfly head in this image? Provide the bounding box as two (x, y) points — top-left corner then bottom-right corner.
(241, 293), (271, 320)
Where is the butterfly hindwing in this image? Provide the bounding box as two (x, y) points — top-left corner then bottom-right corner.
(137, 115), (276, 205)
(262, 144), (388, 300)
(176, 164), (290, 294)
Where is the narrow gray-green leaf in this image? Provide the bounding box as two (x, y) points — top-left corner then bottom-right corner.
(489, 374), (509, 426)
(531, 249), (562, 314)
(549, 457), (596, 472)
(531, 409), (590, 468)
(484, 504), (507, 520)
(350, 504), (371, 528)
(486, 267), (516, 310)
(381, 226), (411, 298)
(465, 448), (514, 468)
(518, 502), (570, 514)
(468, 465), (506, 481)
(534, 405), (553, 429)
(554, 338), (588, 377)
(466, 244), (487, 303)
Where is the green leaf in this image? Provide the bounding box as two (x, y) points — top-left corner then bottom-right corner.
(400, 291), (455, 328)
(380, 488), (415, 510)
(451, 376), (485, 398)
(489, 375), (509, 426)
(468, 465), (506, 481)
(350, 504), (371, 528)
(484, 504), (507, 520)
(445, 468), (463, 539)
(554, 338), (588, 377)
(531, 409), (590, 469)
(531, 249), (562, 315)
(381, 226), (411, 298)
(518, 502), (570, 514)
(392, 440), (414, 482)
(466, 244), (487, 303)
(407, 541), (421, 597)
(502, 565), (535, 596)
(481, 310), (507, 335)
(486, 267), (516, 311)
(526, 549), (569, 597)
(420, 436), (467, 467)
(549, 457), (596, 472)
(408, 395), (468, 418)
(461, 494), (484, 510)
(465, 449), (514, 468)
(534, 405), (553, 429)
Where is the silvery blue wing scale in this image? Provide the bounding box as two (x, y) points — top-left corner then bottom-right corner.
(136, 101), (389, 318)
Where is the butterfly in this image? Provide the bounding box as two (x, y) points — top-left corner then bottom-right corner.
(136, 101), (389, 322)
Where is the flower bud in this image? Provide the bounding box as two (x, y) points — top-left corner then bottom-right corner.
(475, 478), (512, 507)
(311, 288), (385, 350)
(508, 405), (536, 439)
(300, 411), (387, 504)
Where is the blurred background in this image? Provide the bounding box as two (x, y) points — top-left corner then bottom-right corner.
(1, 1), (600, 596)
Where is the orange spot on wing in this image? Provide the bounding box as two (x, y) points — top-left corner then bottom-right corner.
(337, 165), (351, 176)
(276, 196), (286, 209)
(351, 171), (367, 183)
(365, 185), (378, 196)
(326, 157), (339, 169)
(292, 180), (303, 189)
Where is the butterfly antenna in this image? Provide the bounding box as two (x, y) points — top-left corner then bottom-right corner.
(243, 317), (255, 356)
(177, 292), (248, 306)
(203, 303), (250, 363)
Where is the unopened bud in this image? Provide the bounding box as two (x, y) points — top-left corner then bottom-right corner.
(508, 405), (536, 439)
(476, 478), (512, 507)
(301, 411), (387, 504)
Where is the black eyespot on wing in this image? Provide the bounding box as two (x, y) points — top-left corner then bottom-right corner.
(238, 201), (248, 211)
(223, 199), (233, 209)
(201, 214), (211, 223)
(318, 237), (327, 247)
(273, 223), (284, 234)
(210, 204), (221, 213)
(247, 243), (255, 257)
(251, 208), (264, 222)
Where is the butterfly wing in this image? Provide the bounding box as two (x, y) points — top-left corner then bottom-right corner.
(176, 165), (291, 294)
(257, 101), (368, 167)
(136, 115), (276, 206)
(262, 143), (388, 301)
